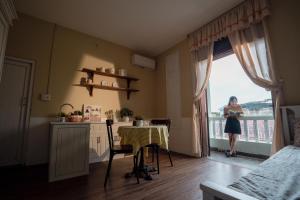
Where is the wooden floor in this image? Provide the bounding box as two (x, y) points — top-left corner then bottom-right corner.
(0, 152), (253, 200)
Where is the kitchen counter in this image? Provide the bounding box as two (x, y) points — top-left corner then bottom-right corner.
(50, 121), (131, 125)
(48, 121), (132, 182)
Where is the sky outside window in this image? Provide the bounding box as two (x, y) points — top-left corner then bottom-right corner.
(208, 53), (272, 113)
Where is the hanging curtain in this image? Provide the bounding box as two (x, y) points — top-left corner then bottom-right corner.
(188, 0), (283, 156)
(228, 21), (284, 153)
(190, 0), (270, 51)
(191, 44), (213, 157)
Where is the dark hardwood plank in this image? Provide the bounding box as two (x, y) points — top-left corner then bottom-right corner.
(0, 152), (251, 200)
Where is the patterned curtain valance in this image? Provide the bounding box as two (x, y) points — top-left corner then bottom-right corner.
(189, 0), (270, 51)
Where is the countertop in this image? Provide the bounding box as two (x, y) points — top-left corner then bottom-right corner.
(50, 121), (131, 125)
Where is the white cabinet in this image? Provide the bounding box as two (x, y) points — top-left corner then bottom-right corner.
(89, 124), (108, 163)
(49, 124), (90, 182)
(49, 122), (131, 182)
(88, 122), (131, 163)
(0, 0), (17, 81)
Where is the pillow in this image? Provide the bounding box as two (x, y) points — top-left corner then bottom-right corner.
(294, 119), (300, 146)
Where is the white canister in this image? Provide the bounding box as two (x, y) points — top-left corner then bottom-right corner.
(123, 116), (130, 122)
(96, 67), (105, 73)
(136, 120), (144, 127)
(112, 82), (119, 88)
(87, 79), (93, 84)
(118, 69), (127, 76)
(106, 68), (115, 74)
(101, 80), (109, 86)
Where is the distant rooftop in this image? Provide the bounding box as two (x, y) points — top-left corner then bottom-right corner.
(218, 99), (273, 112)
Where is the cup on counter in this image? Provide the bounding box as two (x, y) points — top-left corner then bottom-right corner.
(60, 117), (66, 122)
(143, 120), (150, 126)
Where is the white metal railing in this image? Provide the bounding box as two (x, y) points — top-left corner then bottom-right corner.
(209, 116), (274, 143)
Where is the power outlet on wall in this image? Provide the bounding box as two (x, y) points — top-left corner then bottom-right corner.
(40, 93), (51, 101)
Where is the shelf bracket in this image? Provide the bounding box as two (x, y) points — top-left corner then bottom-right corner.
(127, 91), (131, 100)
(127, 79), (131, 89)
(87, 85), (93, 96)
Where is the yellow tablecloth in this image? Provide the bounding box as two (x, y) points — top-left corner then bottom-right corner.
(118, 125), (169, 155)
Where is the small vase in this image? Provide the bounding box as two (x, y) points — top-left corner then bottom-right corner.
(136, 120), (144, 127)
(123, 116), (130, 122)
(60, 117), (66, 122)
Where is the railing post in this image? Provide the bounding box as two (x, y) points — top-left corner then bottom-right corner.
(243, 119), (248, 141)
(219, 119), (223, 139)
(211, 119), (216, 139)
(253, 119), (258, 142)
(209, 116), (273, 144)
(264, 120), (270, 143)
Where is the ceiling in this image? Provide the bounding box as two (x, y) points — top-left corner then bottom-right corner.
(15, 0), (242, 56)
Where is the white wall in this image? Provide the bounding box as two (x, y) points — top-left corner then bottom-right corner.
(25, 117), (52, 165)
(165, 51), (194, 156)
(210, 138), (271, 156)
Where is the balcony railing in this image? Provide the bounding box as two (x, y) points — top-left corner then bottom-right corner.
(209, 116), (274, 143)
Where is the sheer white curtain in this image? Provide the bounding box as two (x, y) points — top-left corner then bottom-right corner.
(191, 44), (213, 157)
(228, 21), (284, 153)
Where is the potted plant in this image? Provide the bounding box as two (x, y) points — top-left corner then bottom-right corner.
(58, 112), (67, 122)
(133, 116), (144, 127)
(120, 108), (133, 122)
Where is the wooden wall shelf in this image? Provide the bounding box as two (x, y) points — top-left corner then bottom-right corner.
(76, 68), (139, 99)
(82, 68), (139, 82)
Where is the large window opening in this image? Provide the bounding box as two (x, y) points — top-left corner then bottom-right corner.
(207, 49), (274, 155)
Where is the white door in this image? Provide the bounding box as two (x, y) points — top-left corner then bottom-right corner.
(0, 58), (33, 166)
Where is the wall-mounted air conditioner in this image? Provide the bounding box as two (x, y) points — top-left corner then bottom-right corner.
(132, 54), (156, 70)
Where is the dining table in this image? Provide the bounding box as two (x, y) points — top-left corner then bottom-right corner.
(117, 125), (169, 180)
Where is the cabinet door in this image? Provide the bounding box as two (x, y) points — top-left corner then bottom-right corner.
(49, 125), (90, 182)
(0, 11), (9, 82)
(89, 131), (97, 163)
(111, 123), (131, 159)
(89, 124), (109, 163)
(99, 124), (109, 161)
(89, 124), (97, 163)
(112, 122), (131, 145)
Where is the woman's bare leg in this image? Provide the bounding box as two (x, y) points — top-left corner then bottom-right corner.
(231, 134), (238, 154)
(228, 133), (233, 153)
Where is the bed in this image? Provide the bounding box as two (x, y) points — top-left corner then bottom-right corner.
(201, 105), (300, 200)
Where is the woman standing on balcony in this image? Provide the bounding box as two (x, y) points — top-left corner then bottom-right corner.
(224, 96), (243, 157)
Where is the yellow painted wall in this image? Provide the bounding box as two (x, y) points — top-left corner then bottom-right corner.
(155, 0), (300, 118)
(267, 0), (300, 105)
(155, 40), (193, 118)
(6, 13), (156, 118)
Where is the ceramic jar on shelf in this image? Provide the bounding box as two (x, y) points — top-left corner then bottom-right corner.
(118, 69), (127, 76)
(96, 67), (106, 73)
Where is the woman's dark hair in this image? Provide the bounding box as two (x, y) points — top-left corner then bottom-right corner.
(228, 96), (238, 106)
